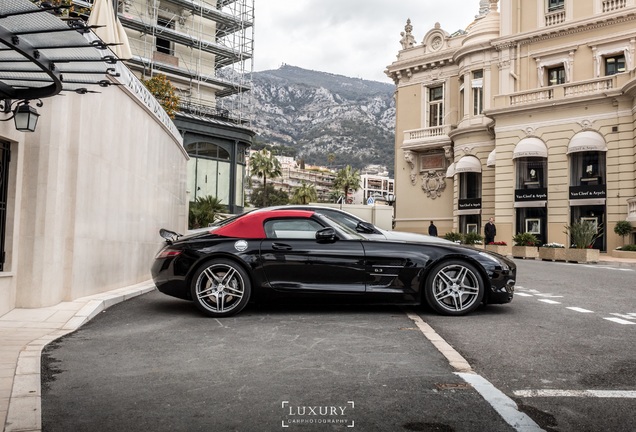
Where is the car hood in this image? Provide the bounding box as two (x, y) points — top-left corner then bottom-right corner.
(376, 229), (458, 245)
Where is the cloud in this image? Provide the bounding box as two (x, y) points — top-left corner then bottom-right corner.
(254, 0), (481, 82)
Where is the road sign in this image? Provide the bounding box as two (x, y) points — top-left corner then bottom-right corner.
(367, 196), (375, 205)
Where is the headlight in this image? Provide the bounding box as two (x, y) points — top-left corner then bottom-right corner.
(479, 251), (509, 270)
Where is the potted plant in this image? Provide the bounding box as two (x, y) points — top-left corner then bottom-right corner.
(564, 220), (602, 263)
(538, 242), (566, 261)
(443, 232), (463, 244)
(485, 241), (510, 256)
(511, 232), (540, 259)
(614, 220), (633, 247)
(463, 231), (484, 248)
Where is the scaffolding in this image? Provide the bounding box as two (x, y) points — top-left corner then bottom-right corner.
(80, 0), (254, 124)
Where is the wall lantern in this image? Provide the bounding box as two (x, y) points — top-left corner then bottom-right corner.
(0, 99), (42, 132)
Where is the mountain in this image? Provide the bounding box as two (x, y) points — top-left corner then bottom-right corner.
(250, 65), (396, 174)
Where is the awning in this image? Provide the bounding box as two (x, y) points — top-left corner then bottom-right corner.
(454, 156), (482, 174)
(445, 163), (456, 178)
(514, 201), (547, 208)
(567, 131), (607, 154)
(457, 209), (481, 215)
(486, 149), (496, 167)
(0, 0), (120, 101)
(513, 137), (548, 159)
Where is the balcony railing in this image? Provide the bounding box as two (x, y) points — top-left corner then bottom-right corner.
(505, 76), (620, 108)
(603, 0), (627, 12)
(545, 9), (566, 26)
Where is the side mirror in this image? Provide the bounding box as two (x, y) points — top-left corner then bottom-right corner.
(356, 221), (376, 234)
(315, 227), (337, 242)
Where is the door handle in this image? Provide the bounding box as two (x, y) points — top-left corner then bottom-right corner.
(272, 243), (292, 250)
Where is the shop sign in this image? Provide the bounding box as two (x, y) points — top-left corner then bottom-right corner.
(515, 188), (547, 201)
(458, 198), (482, 210)
(569, 185), (606, 200)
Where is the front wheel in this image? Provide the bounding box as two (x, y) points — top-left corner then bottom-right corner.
(424, 260), (484, 316)
(190, 259), (251, 317)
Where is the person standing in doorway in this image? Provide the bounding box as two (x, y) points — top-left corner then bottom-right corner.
(428, 221), (438, 237)
(484, 217), (496, 244)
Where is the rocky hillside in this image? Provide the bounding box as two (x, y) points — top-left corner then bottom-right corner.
(250, 65), (396, 174)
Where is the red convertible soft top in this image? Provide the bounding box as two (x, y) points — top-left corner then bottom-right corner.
(212, 209), (316, 239)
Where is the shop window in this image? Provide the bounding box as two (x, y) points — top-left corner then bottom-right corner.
(185, 142), (231, 160)
(428, 86), (444, 127)
(570, 152), (605, 186)
(605, 55), (626, 76)
(459, 76), (465, 119)
(516, 158), (547, 189)
(0, 141), (10, 271)
(547, 65), (566, 86)
(460, 172), (481, 199)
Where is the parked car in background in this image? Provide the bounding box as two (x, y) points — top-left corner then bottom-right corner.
(152, 208), (516, 318)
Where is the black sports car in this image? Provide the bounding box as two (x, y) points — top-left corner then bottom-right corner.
(152, 208), (516, 317)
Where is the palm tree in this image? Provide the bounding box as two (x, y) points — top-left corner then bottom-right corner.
(334, 165), (361, 204)
(189, 195), (225, 229)
(291, 182), (318, 204)
(249, 149), (282, 207)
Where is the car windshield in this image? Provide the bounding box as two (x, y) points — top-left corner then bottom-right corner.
(317, 214), (366, 240)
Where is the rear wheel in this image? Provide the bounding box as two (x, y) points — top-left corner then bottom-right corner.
(424, 260), (484, 316)
(190, 259), (251, 317)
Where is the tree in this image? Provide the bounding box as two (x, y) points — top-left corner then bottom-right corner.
(249, 149), (282, 207)
(188, 196), (226, 229)
(142, 74), (180, 118)
(291, 182), (318, 204)
(614, 220), (633, 247)
(334, 165), (361, 204)
(250, 185), (289, 207)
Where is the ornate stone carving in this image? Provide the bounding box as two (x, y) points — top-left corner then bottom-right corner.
(421, 170), (447, 199)
(524, 127), (535, 136)
(443, 145), (453, 162)
(404, 150), (417, 185)
(400, 19), (416, 50)
(578, 119), (593, 130)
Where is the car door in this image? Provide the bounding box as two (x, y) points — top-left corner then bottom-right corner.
(360, 240), (432, 298)
(259, 217), (366, 292)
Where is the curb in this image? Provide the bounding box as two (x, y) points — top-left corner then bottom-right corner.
(4, 282), (156, 432)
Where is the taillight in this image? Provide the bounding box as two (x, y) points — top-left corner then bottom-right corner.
(156, 249), (182, 259)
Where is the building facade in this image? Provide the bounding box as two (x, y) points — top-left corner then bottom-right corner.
(112, 0), (255, 213)
(386, 0), (636, 250)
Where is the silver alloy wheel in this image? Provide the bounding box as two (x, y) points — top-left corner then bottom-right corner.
(194, 262), (246, 315)
(429, 262), (481, 314)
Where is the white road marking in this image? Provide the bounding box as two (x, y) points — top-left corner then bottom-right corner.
(610, 313), (636, 320)
(536, 294), (563, 298)
(603, 317), (636, 325)
(514, 389), (636, 398)
(406, 312), (544, 432)
(538, 299), (561, 304)
(458, 373), (544, 432)
(515, 293), (534, 297)
(566, 307), (594, 313)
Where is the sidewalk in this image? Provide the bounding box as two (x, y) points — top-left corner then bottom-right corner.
(0, 281), (155, 432)
(2, 254), (636, 432)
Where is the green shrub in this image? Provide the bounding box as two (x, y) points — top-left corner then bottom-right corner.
(564, 220), (603, 249)
(443, 232), (462, 243)
(512, 232), (540, 246)
(462, 231), (484, 245)
(618, 244), (636, 252)
(614, 220), (633, 246)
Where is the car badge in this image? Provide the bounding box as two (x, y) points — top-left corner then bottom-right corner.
(234, 240), (248, 252)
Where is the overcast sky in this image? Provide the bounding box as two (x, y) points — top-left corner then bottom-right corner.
(253, 0), (483, 83)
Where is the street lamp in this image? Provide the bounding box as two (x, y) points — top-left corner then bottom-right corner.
(0, 99), (41, 132)
(386, 193), (396, 229)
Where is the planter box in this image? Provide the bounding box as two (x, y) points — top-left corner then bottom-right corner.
(610, 249), (636, 259)
(539, 247), (566, 261)
(485, 244), (511, 256)
(511, 245), (538, 259)
(566, 248), (600, 263)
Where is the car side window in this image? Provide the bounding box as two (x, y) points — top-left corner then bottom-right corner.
(263, 218), (324, 239)
(318, 210), (358, 231)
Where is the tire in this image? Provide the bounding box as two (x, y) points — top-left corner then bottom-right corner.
(190, 259), (251, 317)
(424, 260), (485, 316)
